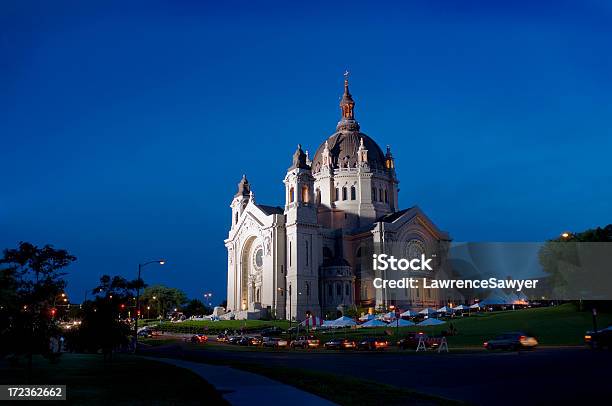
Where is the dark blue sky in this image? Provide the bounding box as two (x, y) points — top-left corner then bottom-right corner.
(1, 1), (611, 303)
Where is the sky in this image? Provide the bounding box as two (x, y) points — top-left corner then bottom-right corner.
(1, 0), (611, 304)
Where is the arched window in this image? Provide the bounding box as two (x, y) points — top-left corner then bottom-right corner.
(334, 187), (339, 202)
(323, 247), (333, 260)
(315, 188), (321, 205)
(289, 187), (295, 203)
(234, 212), (238, 224)
(301, 185), (309, 203)
(342, 187), (347, 200)
(306, 282), (311, 296)
(384, 189), (388, 203)
(350, 185), (356, 200)
(328, 284), (332, 297)
(289, 242), (292, 266)
(372, 187), (377, 202)
(345, 283), (349, 296)
(336, 283), (342, 296)
(305, 240), (309, 266)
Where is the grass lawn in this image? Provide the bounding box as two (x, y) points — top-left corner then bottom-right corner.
(148, 319), (290, 334)
(141, 304), (610, 348)
(315, 304), (611, 347)
(0, 353), (228, 405)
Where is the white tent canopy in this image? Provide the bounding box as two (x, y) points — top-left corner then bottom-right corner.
(359, 314), (376, 321)
(331, 316), (358, 328)
(418, 318), (446, 326)
(400, 310), (419, 317)
(391, 318), (415, 327)
(453, 304), (470, 311)
(419, 307), (437, 315)
(470, 302), (485, 309)
(381, 311), (397, 320)
(360, 319), (388, 328)
(437, 306), (454, 313)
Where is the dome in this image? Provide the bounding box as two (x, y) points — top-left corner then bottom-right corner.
(311, 131), (387, 173)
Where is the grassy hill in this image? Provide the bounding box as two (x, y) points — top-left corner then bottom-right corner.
(146, 304), (611, 347)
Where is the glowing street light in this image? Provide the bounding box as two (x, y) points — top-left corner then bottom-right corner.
(134, 259), (166, 352)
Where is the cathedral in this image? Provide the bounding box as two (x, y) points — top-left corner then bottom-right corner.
(225, 76), (454, 321)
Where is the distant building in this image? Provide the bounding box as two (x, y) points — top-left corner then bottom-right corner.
(225, 76), (455, 320)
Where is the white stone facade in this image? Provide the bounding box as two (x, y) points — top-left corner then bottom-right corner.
(225, 78), (456, 321)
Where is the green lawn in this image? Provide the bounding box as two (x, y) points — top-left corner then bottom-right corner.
(318, 304), (611, 347)
(142, 304), (610, 347)
(0, 354), (228, 405)
(149, 319), (290, 334)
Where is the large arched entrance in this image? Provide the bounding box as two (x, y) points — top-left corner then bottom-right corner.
(239, 236), (263, 311)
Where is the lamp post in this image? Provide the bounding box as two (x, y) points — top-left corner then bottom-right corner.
(204, 292), (213, 307)
(133, 259), (165, 352)
(278, 286), (292, 342)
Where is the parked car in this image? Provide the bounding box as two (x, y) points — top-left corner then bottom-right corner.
(248, 336), (263, 346)
(217, 334), (229, 343)
(585, 325), (612, 349)
(324, 338), (357, 350)
(137, 328), (152, 338)
(238, 336), (251, 346)
(358, 337), (389, 350)
(484, 332), (538, 350)
(397, 332), (429, 349)
(190, 334), (208, 344)
(262, 337), (289, 348)
(227, 336), (241, 344)
(290, 335), (320, 349)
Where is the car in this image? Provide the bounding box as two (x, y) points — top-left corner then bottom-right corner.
(248, 336), (263, 346)
(262, 337), (288, 348)
(290, 335), (320, 349)
(484, 332), (538, 350)
(137, 329), (152, 338)
(227, 336), (241, 344)
(324, 338), (357, 350)
(237, 336), (251, 346)
(585, 325), (612, 349)
(217, 334), (228, 343)
(397, 332), (429, 349)
(357, 337), (389, 350)
(190, 334), (208, 344)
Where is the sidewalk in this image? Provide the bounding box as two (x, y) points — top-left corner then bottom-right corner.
(144, 357), (337, 406)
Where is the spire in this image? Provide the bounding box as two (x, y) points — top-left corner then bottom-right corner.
(337, 71), (360, 132)
(289, 144), (311, 170)
(235, 174), (250, 197)
(358, 137), (368, 165)
(385, 145), (395, 170)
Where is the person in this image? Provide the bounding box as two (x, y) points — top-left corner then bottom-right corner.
(449, 322), (456, 336)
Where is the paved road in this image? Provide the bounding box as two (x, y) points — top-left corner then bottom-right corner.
(143, 343), (612, 405)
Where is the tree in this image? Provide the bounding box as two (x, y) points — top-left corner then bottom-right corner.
(0, 242), (76, 370)
(141, 285), (187, 318)
(69, 275), (140, 359)
(539, 225), (612, 302)
(182, 299), (212, 317)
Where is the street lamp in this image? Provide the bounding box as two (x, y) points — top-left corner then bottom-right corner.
(278, 286), (292, 342)
(204, 292), (213, 307)
(133, 259), (165, 352)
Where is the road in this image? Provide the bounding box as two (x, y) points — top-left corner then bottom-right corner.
(143, 342), (612, 405)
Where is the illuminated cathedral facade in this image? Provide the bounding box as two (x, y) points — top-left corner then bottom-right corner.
(225, 75), (453, 320)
